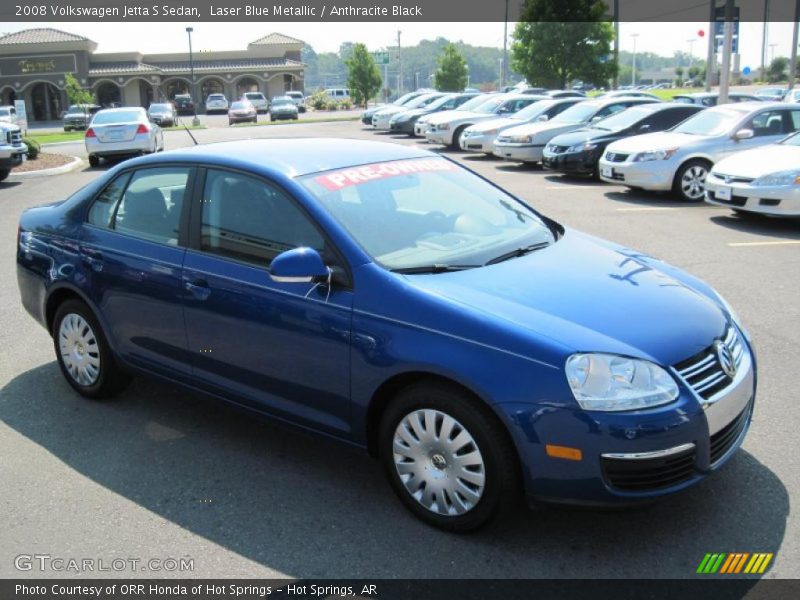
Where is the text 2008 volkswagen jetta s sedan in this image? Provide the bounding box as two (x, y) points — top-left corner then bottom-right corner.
(17, 139), (755, 531)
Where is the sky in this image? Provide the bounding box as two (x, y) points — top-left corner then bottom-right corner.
(1, 21), (797, 69)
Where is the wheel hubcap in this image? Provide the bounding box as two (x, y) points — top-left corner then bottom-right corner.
(393, 409), (486, 516)
(681, 165), (708, 200)
(58, 313), (100, 386)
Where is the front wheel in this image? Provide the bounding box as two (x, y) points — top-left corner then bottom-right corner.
(450, 125), (468, 149)
(379, 383), (520, 531)
(0, 168), (10, 182)
(674, 159), (711, 202)
(52, 299), (130, 399)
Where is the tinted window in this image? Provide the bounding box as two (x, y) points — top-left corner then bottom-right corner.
(87, 173), (131, 228)
(791, 110), (800, 131)
(92, 110), (144, 124)
(747, 110), (790, 136)
(200, 169), (324, 266)
(114, 168), (190, 244)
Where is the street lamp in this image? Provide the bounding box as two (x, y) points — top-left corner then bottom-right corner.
(631, 33), (639, 87)
(186, 26), (200, 126)
(687, 38), (696, 67)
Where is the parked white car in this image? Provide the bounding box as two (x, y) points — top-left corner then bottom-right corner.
(459, 98), (583, 154)
(425, 94), (541, 147)
(493, 97), (658, 163)
(785, 89), (800, 104)
(242, 92), (268, 113)
(414, 94), (489, 136)
(599, 102), (800, 201)
(705, 130), (800, 217)
(285, 91), (306, 113)
(205, 93), (229, 114)
(372, 93), (446, 129)
(85, 107), (164, 167)
(0, 121), (26, 182)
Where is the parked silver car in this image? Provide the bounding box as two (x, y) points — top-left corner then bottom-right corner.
(85, 107), (164, 167)
(599, 102), (800, 201)
(268, 96), (299, 121)
(146, 103), (176, 127)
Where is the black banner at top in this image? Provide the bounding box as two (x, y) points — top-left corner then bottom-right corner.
(0, 0), (798, 22)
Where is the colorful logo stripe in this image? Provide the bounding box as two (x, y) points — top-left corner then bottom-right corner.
(697, 553), (773, 574)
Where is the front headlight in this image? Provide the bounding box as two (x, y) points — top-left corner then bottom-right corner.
(751, 170), (800, 187)
(481, 128), (498, 136)
(633, 148), (678, 162)
(565, 353), (679, 412)
(438, 123), (451, 130)
(568, 142), (598, 153)
(508, 134), (532, 143)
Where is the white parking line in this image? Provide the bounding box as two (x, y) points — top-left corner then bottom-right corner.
(615, 207), (677, 212)
(727, 240), (800, 247)
(545, 185), (601, 190)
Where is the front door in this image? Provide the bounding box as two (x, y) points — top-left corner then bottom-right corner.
(182, 168), (353, 435)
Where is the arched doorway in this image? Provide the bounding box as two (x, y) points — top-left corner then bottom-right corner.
(199, 78), (225, 106)
(96, 82), (121, 108)
(164, 79), (190, 100)
(1, 87), (16, 106)
(30, 82), (63, 121)
(235, 77), (260, 98)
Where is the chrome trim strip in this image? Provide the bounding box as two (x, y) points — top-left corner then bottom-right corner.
(601, 442), (695, 461)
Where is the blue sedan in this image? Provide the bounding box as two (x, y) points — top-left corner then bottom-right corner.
(16, 139), (756, 531)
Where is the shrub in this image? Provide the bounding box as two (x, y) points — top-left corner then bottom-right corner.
(338, 98), (353, 110)
(324, 99), (339, 111)
(309, 90), (328, 111)
(22, 137), (41, 160)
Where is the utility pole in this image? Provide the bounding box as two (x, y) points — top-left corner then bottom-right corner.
(705, 0), (715, 91)
(501, 0), (509, 88)
(397, 30), (402, 95)
(790, 0), (800, 91)
(631, 33), (639, 87)
(613, 0), (620, 89)
(718, 0), (734, 104)
(186, 26), (199, 126)
(761, 0), (770, 82)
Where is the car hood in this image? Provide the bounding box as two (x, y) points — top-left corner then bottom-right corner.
(501, 120), (585, 141)
(466, 117), (522, 133)
(374, 106), (407, 117)
(404, 229), (725, 366)
(549, 127), (620, 146)
(396, 108), (427, 119)
(607, 131), (706, 153)
(427, 110), (484, 125)
(712, 143), (800, 178)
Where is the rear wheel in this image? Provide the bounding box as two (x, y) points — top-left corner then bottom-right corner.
(52, 299), (130, 399)
(88, 155), (100, 168)
(450, 125), (468, 149)
(674, 159), (711, 202)
(379, 383), (519, 531)
(0, 169), (10, 182)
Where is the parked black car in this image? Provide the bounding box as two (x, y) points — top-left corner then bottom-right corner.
(389, 92), (479, 135)
(62, 104), (101, 131)
(542, 103), (705, 177)
(172, 94), (195, 116)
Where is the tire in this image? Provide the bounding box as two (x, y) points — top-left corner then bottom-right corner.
(379, 382), (520, 531)
(449, 125), (469, 149)
(674, 159), (711, 202)
(0, 168), (10, 182)
(88, 155), (100, 168)
(52, 299), (130, 400)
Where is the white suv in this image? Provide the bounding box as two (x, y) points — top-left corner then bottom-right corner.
(0, 122), (27, 182)
(242, 92), (268, 113)
(285, 91), (306, 113)
(205, 93), (229, 114)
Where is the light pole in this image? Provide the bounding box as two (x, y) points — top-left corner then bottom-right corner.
(186, 27), (199, 126)
(397, 30), (402, 96)
(687, 38), (696, 67)
(631, 33), (639, 87)
(501, 0), (509, 88)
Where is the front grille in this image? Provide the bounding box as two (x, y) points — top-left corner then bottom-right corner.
(602, 447), (696, 492)
(711, 172), (755, 184)
(548, 144), (569, 154)
(709, 405), (750, 465)
(708, 191), (747, 206)
(674, 326), (745, 401)
(8, 130), (22, 147)
(605, 152), (629, 163)
(496, 136), (510, 143)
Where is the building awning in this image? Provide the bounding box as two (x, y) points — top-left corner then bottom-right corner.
(88, 62), (162, 76)
(152, 58), (305, 73)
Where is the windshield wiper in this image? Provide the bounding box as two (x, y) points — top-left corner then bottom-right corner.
(391, 264), (480, 274)
(485, 242), (550, 266)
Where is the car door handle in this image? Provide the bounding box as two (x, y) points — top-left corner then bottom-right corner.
(81, 250), (103, 272)
(184, 278), (211, 301)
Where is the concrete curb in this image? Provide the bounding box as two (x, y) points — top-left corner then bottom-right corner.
(9, 156), (83, 180)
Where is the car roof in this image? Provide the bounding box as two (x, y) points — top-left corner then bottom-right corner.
(96, 107), (145, 113)
(144, 138), (433, 178)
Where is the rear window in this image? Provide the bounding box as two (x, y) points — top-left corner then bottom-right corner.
(245, 93), (264, 99)
(92, 110), (143, 124)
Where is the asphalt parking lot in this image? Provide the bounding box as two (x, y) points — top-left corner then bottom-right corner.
(1, 120), (798, 579)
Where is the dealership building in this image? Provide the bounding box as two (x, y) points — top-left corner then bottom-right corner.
(0, 28), (306, 121)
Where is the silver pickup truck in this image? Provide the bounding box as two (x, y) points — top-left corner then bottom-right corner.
(0, 122), (27, 182)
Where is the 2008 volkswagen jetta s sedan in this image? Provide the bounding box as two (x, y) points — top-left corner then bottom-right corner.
(16, 139), (755, 531)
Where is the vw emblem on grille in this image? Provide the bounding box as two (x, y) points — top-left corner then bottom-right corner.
(714, 340), (736, 378)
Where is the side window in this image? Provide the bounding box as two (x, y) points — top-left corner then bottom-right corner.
(594, 103), (625, 119)
(87, 173), (131, 228)
(114, 167), (189, 245)
(790, 110), (800, 131)
(200, 169), (324, 266)
(748, 110), (788, 137)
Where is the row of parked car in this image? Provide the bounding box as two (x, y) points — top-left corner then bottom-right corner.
(362, 88), (800, 217)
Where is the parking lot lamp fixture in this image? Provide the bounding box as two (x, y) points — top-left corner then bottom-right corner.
(186, 27), (200, 126)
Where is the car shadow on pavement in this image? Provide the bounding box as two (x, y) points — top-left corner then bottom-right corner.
(543, 174), (604, 186)
(603, 190), (704, 208)
(0, 362), (789, 579)
(709, 214), (800, 240)
(0, 181), (23, 189)
(494, 162), (544, 173)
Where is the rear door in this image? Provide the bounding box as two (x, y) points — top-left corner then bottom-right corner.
(80, 165), (195, 378)
(721, 107), (800, 159)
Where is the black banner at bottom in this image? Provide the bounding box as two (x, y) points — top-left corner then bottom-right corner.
(2, 579), (800, 600)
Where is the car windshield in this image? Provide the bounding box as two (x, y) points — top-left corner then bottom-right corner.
(551, 102), (602, 123)
(673, 107), (746, 136)
(394, 92), (421, 105)
(272, 97), (292, 105)
(92, 110), (143, 124)
(286, 92), (302, 98)
(425, 94), (457, 110)
(455, 95), (489, 112)
(512, 100), (561, 120)
(471, 97), (509, 114)
(0, 108), (11, 116)
(591, 106), (654, 131)
(208, 95), (225, 100)
(245, 93), (263, 99)
(67, 106), (89, 114)
(299, 157), (555, 271)
(149, 104), (171, 113)
(406, 94), (443, 109)
(231, 102), (251, 109)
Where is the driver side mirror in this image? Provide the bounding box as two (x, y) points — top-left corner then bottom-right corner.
(638, 123), (651, 133)
(590, 116), (603, 124)
(733, 128), (754, 140)
(269, 247), (329, 284)
(537, 114), (549, 122)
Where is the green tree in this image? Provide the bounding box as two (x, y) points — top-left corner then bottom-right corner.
(675, 66), (684, 87)
(767, 57), (789, 83)
(511, 0), (617, 89)
(345, 43), (382, 107)
(64, 73), (94, 106)
(434, 43), (469, 91)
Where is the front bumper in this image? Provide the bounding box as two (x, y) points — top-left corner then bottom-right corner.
(598, 156), (676, 190)
(542, 148), (601, 175)
(414, 122), (430, 137)
(0, 146), (26, 168)
(270, 111), (297, 120)
(705, 176), (800, 217)
(492, 142), (546, 163)
(389, 120), (415, 134)
(459, 133), (495, 153)
(86, 135), (153, 157)
(425, 129), (453, 145)
(63, 119), (89, 130)
(507, 338), (755, 506)
(229, 113), (256, 123)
